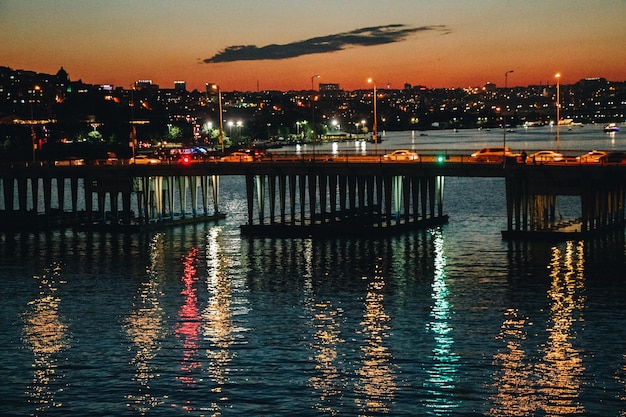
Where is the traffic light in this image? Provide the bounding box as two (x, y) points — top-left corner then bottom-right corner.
(436, 155), (445, 163)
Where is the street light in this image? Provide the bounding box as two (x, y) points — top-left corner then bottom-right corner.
(211, 84), (224, 152)
(368, 78), (378, 144)
(503, 70), (513, 165)
(30, 85), (40, 164)
(236, 120), (242, 142)
(310, 74), (320, 150)
(555, 73), (561, 152)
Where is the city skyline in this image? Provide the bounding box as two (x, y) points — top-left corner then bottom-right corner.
(1, 0), (626, 92)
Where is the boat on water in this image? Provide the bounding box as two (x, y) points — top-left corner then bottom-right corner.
(604, 123), (620, 132)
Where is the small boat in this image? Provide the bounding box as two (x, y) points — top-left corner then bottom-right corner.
(604, 123), (620, 132)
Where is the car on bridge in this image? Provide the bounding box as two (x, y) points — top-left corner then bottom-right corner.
(220, 151), (254, 162)
(526, 150), (564, 164)
(54, 158), (85, 166)
(130, 154), (161, 165)
(577, 150), (607, 163)
(383, 149), (419, 161)
(470, 147), (514, 162)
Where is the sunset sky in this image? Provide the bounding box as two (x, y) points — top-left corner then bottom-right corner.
(1, 0), (625, 92)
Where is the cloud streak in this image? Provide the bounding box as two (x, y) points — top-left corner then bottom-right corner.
(203, 24), (450, 63)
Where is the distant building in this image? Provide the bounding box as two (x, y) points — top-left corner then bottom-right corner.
(174, 81), (186, 91)
(135, 80), (158, 90)
(484, 82), (497, 92)
(319, 83), (340, 92)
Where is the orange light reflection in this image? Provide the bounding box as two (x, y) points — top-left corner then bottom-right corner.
(489, 308), (537, 416)
(536, 241), (586, 415)
(354, 258), (396, 414)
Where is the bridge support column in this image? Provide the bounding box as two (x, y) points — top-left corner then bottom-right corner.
(504, 169), (626, 239)
(17, 177), (28, 213)
(2, 177), (15, 213)
(241, 169), (447, 236)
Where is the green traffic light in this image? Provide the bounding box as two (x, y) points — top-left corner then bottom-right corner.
(437, 155), (445, 163)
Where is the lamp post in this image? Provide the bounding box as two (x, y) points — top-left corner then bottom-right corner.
(29, 85), (41, 164)
(310, 74), (320, 152)
(211, 84), (224, 153)
(236, 120), (243, 143)
(368, 78), (378, 145)
(503, 70), (513, 166)
(555, 73), (561, 152)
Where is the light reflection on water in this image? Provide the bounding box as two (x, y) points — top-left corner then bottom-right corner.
(489, 240), (587, 416)
(489, 308), (536, 416)
(354, 258), (396, 414)
(175, 246), (201, 388)
(124, 234), (166, 414)
(424, 229), (460, 413)
(537, 241), (586, 416)
(2, 172), (626, 415)
(201, 227), (240, 413)
(21, 262), (70, 414)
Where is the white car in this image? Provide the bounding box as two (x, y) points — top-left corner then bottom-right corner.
(130, 155), (160, 164)
(383, 149), (419, 161)
(471, 147), (513, 162)
(526, 150), (564, 163)
(220, 151), (254, 162)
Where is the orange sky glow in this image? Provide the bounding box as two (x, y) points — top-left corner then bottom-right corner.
(1, 0), (625, 92)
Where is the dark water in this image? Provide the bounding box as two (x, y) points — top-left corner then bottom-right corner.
(1, 126), (626, 416)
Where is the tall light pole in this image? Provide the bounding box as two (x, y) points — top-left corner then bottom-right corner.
(30, 85), (40, 164)
(555, 73), (561, 152)
(211, 84), (224, 153)
(503, 70), (513, 165)
(310, 74), (320, 151)
(368, 78), (378, 145)
(236, 120), (242, 143)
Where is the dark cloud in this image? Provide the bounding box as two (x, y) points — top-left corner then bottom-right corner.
(203, 24), (450, 63)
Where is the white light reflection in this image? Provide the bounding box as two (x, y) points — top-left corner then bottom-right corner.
(22, 262), (70, 414)
(304, 239), (346, 414)
(124, 233), (166, 414)
(354, 257), (396, 414)
(200, 227), (237, 414)
(424, 229), (460, 413)
(536, 241), (586, 415)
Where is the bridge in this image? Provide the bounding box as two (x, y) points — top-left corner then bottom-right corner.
(0, 152), (624, 239)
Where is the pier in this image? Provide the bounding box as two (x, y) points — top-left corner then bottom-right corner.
(0, 154), (624, 239)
